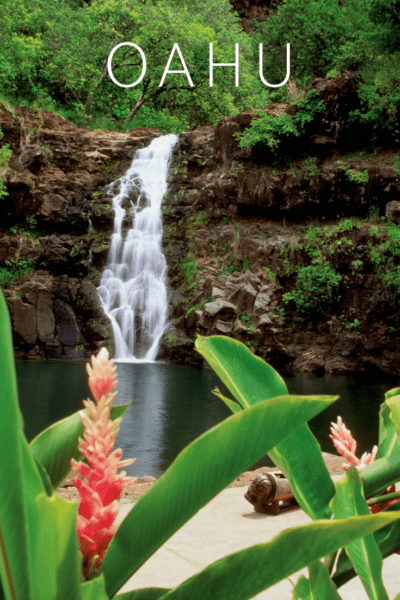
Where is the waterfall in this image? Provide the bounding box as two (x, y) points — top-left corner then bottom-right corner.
(97, 134), (178, 362)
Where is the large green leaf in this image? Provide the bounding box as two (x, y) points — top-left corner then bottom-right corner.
(330, 468), (388, 600)
(28, 494), (57, 600)
(377, 399), (400, 460)
(100, 393), (337, 597)
(195, 336), (337, 519)
(48, 494), (82, 600)
(21, 466), (81, 600)
(0, 291), (32, 600)
(293, 561), (343, 599)
(269, 426), (335, 520)
(155, 513), (400, 600)
(362, 455), (400, 499)
(29, 403), (130, 490)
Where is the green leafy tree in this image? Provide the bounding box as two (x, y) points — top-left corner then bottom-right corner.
(39, 0), (266, 128)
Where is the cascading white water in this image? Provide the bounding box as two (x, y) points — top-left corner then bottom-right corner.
(97, 134), (178, 362)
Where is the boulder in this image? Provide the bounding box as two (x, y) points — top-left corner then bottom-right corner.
(386, 201), (400, 224)
(37, 293), (55, 343)
(7, 297), (38, 345)
(229, 283), (257, 313)
(54, 299), (84, 347)
(203, 299), (237, 320)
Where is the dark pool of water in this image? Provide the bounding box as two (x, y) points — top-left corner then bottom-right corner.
(16, 360), (399, 478)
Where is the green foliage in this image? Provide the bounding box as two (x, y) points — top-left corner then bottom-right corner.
(220, 260), (237, 275)
(367, 223), (400, 300)
(255, 0), (400, 141)
(195, 211), (209, 227)
(0, 128), (12, 199)
(237, 90), (325, 165)
(238, 111), (299, 152)
(347, 318), (361, 331)
(184, 296), (214, 319)
(0, 0), (269, 131)
(256, 0), (370, 84)
(302, 157), (319, 180)
(262, 266), (277, 281)
(240, 314), (255, 334)
(283, 258), (341, 316)
(337, 162), (370, 185)
(181, 260), (199, 290)
(0, 260), (36, 289)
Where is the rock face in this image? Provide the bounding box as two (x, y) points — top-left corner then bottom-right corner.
(0, 103), (161, 358)
(159, 73), (400, 376)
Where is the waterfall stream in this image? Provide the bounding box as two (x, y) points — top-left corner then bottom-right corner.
(97, 134), (178, 362)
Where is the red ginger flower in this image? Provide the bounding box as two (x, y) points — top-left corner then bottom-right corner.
(330, 416), (378, 473)
(71, 348), (135, 580)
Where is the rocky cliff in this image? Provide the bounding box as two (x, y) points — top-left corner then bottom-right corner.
(158, 73), (400, 376)
(2, 73), (400, 375)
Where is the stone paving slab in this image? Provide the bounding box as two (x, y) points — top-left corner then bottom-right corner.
(115, 480), (400, 599)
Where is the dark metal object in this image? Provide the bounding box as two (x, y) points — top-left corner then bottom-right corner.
(244, 471), (298, 515)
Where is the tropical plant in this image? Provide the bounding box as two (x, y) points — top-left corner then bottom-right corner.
(195, 335), (400, 599)
(2, 290), (400, 600)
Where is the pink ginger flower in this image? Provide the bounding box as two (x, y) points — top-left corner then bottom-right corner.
(71, 348), (135, 579)
(330, 416), (378, 473)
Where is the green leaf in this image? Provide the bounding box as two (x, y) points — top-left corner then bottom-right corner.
(115, 590), (170, 600)
(81, 574), (109, 600)
(0, 291), (32, 600)
(195, 336), (336, 519)
(49, 495), (82, 600)
(100, 393), (338, 597)
(362, 455), (400, 499)
(269, 426), (335, 520)
(308, 560), (343, 599)
(28, 494), (57, 600)
(195, 336), (288, 408)
(293, 576), (312, 599)
(293, 561), (343, 599)
(377, 399), (400, 460)
(156, 513), (400, 600)
(32, 454), (53, 497)
(330, 467), (388, 600)
(26, 492), (82, 600)
(29, 403), (130, 490)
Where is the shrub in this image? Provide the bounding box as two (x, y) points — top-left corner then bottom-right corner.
(236, 90), (325, 165)
(0, 259), (36, 289)
(283, 258), (341, 315)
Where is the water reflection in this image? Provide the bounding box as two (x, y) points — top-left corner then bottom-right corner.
(16, 361), (399, 478)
